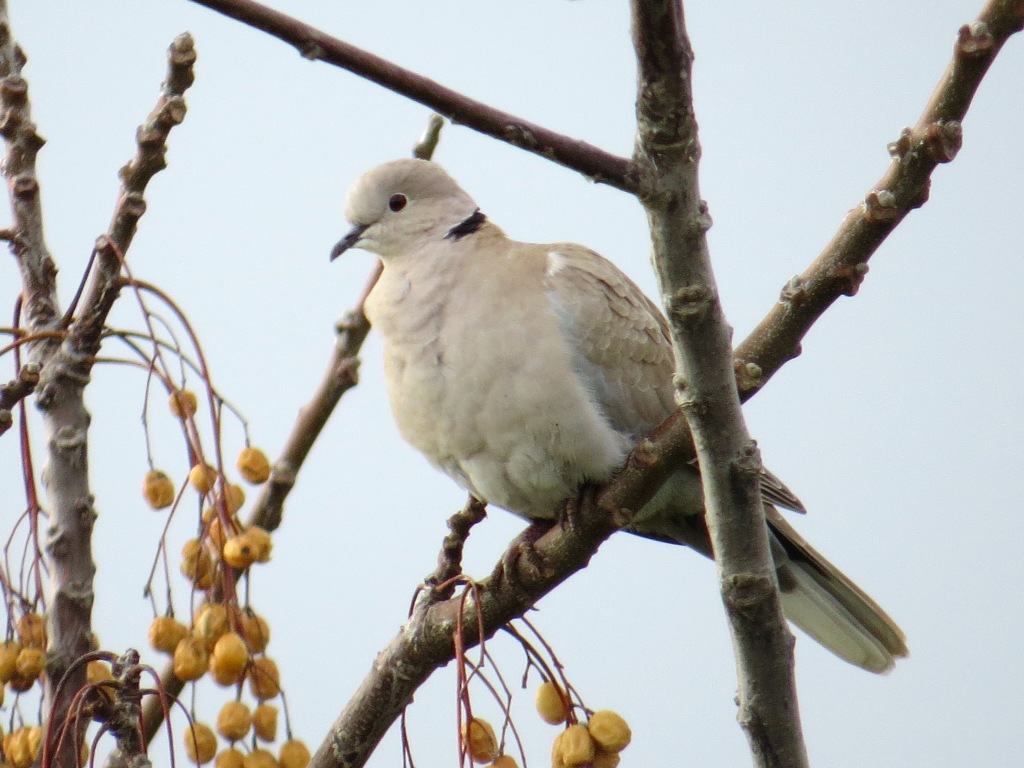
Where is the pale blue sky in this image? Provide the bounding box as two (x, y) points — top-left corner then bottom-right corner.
(1, 2), (1021, 766)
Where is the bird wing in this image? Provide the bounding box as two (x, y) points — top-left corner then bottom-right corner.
(542, 243), (676, 440)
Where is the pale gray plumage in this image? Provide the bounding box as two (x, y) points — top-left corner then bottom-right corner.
(331, 158), (908, 673)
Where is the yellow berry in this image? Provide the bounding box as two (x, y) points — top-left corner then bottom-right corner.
(86, 660), (112, 684)
(489, 756), (519, 768)
(462, 718), (499, 764)
(4, 728), (30, 768)
(16, 613), (46, 649)
(587, 711), (631, 753)
(189, 463), (218, 495)
(15, 647), (45, 679)
(183, 722), (217, 764)
(87, 660), (115, 707)
(216, 749), (246, 768)
(216, 701), (252, 741)
(237, 447), (271, 485)
(553, 724), (595, 768)
(149, 616), (189, 654)
(222, 535), (257, 569)
(193, 603), (230, 652)
(169, 389), (199, 419)
(181, 539), (215, 589)
(252, 704), (278, 742)
(143, 470), (177, 509)
(7, 670), (36, 692)
(173, 637), (209, 682)
(0, 640), (21, 682)
(278, 740), (310, 768)
(242, 748), (277, 768)
(535, 681), (569, 725)
(223, 484), (246, 514)
(239, 611), (271, 654)
(209, 632), (249, 685)
(247, 656), (281, 701)
(245, 527), (273, 563)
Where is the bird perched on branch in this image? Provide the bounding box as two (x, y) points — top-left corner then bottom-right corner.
(330, 158), (907, 673)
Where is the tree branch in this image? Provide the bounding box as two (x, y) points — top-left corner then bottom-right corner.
(733, 0), (1024, 400)
(186, 0), (635, 190)
(0, 25), (196, 768)
(629, 2), (807, 766)
(64, 33), (196, 366)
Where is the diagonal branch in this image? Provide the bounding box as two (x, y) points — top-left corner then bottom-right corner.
(186, 0), (635, 190)
(63, 33), (197, 368)
(629, 2), (807, 766)
(733, 0), (1024, 400)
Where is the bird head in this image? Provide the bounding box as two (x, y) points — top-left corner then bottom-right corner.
(330, 158), (480, 262)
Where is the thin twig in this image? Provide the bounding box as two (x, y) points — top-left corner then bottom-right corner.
(733, 0), (1024, 399)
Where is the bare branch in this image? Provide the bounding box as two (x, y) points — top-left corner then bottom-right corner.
(734, 0), (1024, 399)
(186, 0), (635, 190)
(0, 28), (196, 768)
(0, 361), (39, 435)
(629, 2), (808, 766)
(66, 33), (197, 365)
(0, 6), (94, 765)
(0, 0), (58, 352)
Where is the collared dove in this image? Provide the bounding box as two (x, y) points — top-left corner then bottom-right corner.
(331, 158), (907, 673)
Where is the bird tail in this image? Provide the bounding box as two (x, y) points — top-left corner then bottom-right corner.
(765, 505), (908, 674)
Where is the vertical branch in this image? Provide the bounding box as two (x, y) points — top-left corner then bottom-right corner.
(629, 2), (808, 767)
(0, 15), (196, 767)
(0, 0), (58, 354)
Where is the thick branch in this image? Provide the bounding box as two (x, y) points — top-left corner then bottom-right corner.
(734, 0), (1024, 399)
(186, 0), (635, 190)
(0, 31), (196, 768)
(0, 6), (94, 768)
(630, 2), (807, 767)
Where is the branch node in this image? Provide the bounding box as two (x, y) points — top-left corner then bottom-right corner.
(722, 571), (775, 613)
(956, 21), (995, 56)
(922, 120), (963, 163)
(298, 39), (324, 60)
(335, 356), (360, 387)
(861, 189), (899, 223)
(52, 424), (87, 454)
(778, 276), (807, 307)
(664, 284), (715, 320)
(831, 262), (870, 297)
(12, 172), (37, 198)
(0, 74), (27, 104)
(886, 127), (914, 159)
(118, 191), (148, 220)
(158, 95), (188, 127)
(733, 360), (763, 393)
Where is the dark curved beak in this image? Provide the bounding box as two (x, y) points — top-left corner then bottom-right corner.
(330, 223), (369, 261)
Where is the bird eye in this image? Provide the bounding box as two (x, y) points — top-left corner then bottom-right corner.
(388, 194), (407, 212)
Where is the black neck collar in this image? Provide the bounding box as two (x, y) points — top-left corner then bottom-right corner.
(444, 209), (487, 241)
